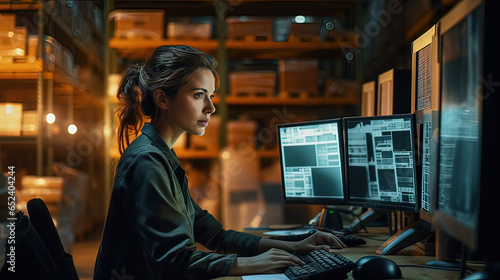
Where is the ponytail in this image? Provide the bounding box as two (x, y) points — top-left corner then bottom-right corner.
(116, 64), (144, 155)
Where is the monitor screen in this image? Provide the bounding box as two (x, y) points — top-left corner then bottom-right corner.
(379, 81), (392, 116)
(416, 46), (433, 215)
(411, 25), (439, 221)
(435, 3), (482, 248)
(361, 81), (376, 117)
(277, 119), (346, 205)
(416, 45), (432, 111)
(420, 121), (432, 214)
(344, 114), (419, 212)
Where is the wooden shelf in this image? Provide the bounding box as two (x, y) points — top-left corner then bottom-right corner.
(109, 38), (358, 60)
(0, 1), (41, 10)
(0, 136), (37, 145)
(257, 149), (279, 158)
(226, 39), (358, 59)
(0, 59), (43, 78)
(109, 38), (220, 60)
(0, 60), (79, 97)
(225, 95), (359, 106)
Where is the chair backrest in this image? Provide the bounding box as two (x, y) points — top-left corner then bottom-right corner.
(0, 198), (79, 280)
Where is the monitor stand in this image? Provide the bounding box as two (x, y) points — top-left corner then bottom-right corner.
(425, 229), (460, 268)
(342, 208), (386, 234)
(376, 219), (433, 255)
(317, 205), (344, 231)
(463, 261), (500, 280)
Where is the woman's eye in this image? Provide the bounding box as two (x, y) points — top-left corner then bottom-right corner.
(210, 94), (215, 100)
(194, 93), (203, 98)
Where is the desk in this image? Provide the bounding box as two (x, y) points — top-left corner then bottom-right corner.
(214, 227), (482, 280)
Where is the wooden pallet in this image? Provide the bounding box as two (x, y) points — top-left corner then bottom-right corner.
(288, 34), (321, 43)
(279, 91), (320, 99)
(231, 88), (275, 98)
(228, 35), (272, 42)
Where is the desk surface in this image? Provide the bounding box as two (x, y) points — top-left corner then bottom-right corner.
(214, 227), (483, 280)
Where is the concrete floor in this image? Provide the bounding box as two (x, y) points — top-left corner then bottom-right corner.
(72, 239), (100, 280)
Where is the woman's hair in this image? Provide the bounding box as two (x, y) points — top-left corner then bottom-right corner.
(116, 45), (219, 154)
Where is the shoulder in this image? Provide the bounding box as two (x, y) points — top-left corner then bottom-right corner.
(115, 136), (171, 183)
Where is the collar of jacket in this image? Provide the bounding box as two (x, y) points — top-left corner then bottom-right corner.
(141, 123), (181, 171)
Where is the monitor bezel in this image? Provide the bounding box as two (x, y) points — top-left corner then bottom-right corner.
(343, 113), (420, 213)
(277, 118), (347, 206)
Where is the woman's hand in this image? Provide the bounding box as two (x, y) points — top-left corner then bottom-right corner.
(292, 231), (347, 255)
(229, 248), (305, 275)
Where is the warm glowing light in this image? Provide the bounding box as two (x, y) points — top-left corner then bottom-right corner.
(68, 124), (77, 135)
(294, 15), (306, 23)
(36, 178), (46, 186)
(15, 48), (24, 56)
(221, 150), (231, 160)
(46, 113), (56, 124)
(5, 104), (13, 114)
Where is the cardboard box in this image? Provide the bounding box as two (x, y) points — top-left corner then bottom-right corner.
(290, 22), (320, 42)
(114, 10), (164, 39)
(324, 78), (359, 98)
(167, 22), (212, 39)
(0, 14), (15, 32)
(0, 26), (27, 57)
(0, 103), (23, 136)
(226, 118), (257, 149)
(230, 71), (276, 97)
(279, 59), (319, 96)
(17, 176), (63, 205)
(22, 110), (37, 136)
(227, 18), (272, 41)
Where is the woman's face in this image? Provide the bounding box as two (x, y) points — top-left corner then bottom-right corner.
(165, 68), (216, 137)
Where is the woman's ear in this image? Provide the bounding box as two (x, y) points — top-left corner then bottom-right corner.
(153, 89), (169, 110)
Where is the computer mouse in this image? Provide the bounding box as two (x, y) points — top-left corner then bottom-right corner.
(351, 255), (402, 280)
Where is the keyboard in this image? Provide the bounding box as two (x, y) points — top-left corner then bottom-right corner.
(284, 249), (356, 280)
(270, 230), (366, 247)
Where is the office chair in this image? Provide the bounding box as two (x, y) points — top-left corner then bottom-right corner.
(0, 198), (79, 280)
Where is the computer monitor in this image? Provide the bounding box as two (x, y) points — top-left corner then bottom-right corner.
(377, 69), (411, 116)
(409, 25), (461, 266)
(411, 25), (440, 225)
(277, 118), (346, 229)
(343, 114), (430, 254)
(344, 114), (418, 212)
(433, 0), (500, 276)
(361, 81), (376, 117)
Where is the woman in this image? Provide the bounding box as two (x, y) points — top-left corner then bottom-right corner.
(94, 45), (346, 280)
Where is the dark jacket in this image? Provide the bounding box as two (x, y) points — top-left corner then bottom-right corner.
(94, 123), (261, 280)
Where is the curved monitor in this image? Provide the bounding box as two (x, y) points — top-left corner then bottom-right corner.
(277, 119), (346, 205)
(344, 114), (419, 212)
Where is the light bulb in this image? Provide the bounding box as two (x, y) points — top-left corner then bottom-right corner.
(294, 15), (306, 23)
(68, 124), (77, 135)
(46, 113), (56, 124)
